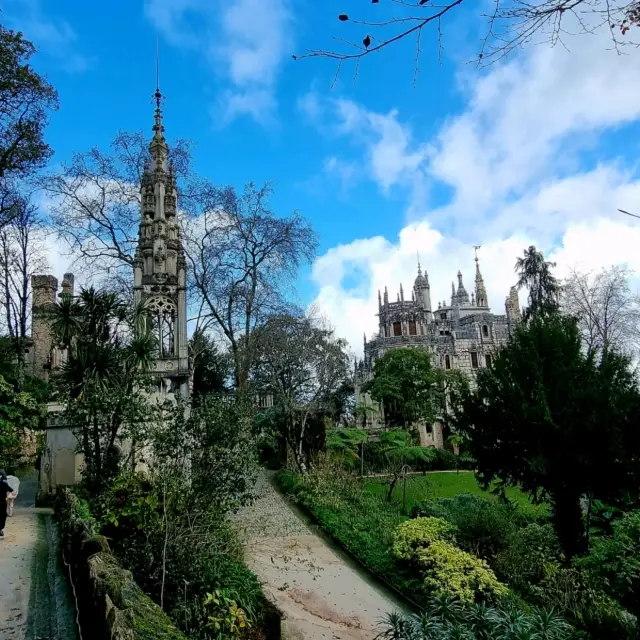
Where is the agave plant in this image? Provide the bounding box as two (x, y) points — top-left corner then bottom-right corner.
(375, 597), (574, 640)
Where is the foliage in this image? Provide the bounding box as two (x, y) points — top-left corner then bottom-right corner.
(189, 329), (231, 402)
(0, 26), (58, 179)
(515, 245), (560, 320)
(376, 596), (574, 640)
(251, 311), (353, 471)
(416, 540), (509, 604)
(362, 348), (438, 428)
(375, 431), (437, 503)
(90, 395), (262, 640)
(492, 523), (563, 596)
(410, 494), (532, 560)
(457, 311), (640, 558)
(391, 517), (508, 605)
(530, 561), (636, 639)
(577, 510), (640, 618)
(392, 517), (456, 560)
(51, 287), (156, 492)
(202, 590), (249, 640)
(326, 427), (367, 464)
(0, 373), (44, 471)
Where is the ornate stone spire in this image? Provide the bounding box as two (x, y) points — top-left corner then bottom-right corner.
(456, 270), (470, 304)
(474, 249), (488, 308)
(132, 71), (189, 399)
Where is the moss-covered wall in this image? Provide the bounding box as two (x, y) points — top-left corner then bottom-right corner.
(54, 488), (187, 640)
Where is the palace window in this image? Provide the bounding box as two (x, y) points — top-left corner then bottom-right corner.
(393, 321), (402, 336)
(409, 320), (417, 335)
(482, 325), (489, 338)
(471, 352), (479, 368)
(485, 354), (492, 368)
(147, 296), (176, 357)
(440, 313), (447, 320)
(445, 355), (451, 369)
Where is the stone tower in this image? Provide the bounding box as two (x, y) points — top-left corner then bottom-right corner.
(30, 275), (58, 380)
(413, 260), (432, 317)
(133, 86), (189, 398)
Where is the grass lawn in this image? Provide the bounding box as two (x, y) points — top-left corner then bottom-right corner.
(364, 471), (549, 517)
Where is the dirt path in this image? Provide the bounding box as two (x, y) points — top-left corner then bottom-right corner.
(233, 472), (408, 640)
(0, 470), (78, 640)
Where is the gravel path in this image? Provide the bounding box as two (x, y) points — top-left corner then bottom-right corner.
(0, 471), (78, 640)
(233, 471), (407, 640)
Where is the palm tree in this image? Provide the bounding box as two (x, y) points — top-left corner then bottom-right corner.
(50, 287), (156, 490)
(515, 246), (560, 320)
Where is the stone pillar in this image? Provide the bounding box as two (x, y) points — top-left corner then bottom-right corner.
(31, 275), (58, 380)
(61, 273), (75, 297)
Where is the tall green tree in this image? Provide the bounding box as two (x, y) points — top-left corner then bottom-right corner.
(457, 314), (640, 558)
(0, 24), (58, 228)
(50, 287), (156, 491)
(515, 246), (560, 321)
(189, 329), (231, 401)
(362, 347), (438, 428)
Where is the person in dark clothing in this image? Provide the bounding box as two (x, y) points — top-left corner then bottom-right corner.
(0, 469), (11, 537)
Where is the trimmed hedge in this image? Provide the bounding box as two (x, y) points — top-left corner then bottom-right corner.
(54, 488), (187, 640)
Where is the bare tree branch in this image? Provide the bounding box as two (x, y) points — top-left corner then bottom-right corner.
(296, 0), (640, 82)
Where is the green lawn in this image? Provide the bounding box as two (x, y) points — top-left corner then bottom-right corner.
(364, 471), (549, 517)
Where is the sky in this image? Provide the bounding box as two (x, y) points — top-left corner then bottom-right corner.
(5, 0), (640, 355)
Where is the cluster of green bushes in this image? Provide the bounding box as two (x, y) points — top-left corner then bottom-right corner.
(79, 472), (275, 640)
(277, 467), (640, 639)
(325, 427), (475, 474)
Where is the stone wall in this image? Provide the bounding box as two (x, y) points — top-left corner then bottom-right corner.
(54, 488), (187, 640)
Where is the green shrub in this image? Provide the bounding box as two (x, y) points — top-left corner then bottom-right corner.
(416, 540), (509, 604)
(392, 517), (456, 560)
(492, 523), (562, 596)
(532, 561), (637, 640)
(577, 510), (640, 618)
(432, 448), (457, 470)
(411, 493), (530, 560)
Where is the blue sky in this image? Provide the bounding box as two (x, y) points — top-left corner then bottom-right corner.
(6, 0), (640, 352)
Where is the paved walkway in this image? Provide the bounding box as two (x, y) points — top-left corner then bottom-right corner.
(0, 470), (78, 640)
(232, 472), (407, 640)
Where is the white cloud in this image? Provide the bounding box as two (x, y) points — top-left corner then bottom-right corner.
(306, 27), (640, 355)
(145, 0), (292, 124)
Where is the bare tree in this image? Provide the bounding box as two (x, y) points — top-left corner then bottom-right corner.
(295, 0), (640, 83)
(0, 196), (49, 385)
(40, 131), (194, 289)
(182, 182), (318, 392)
(562, 265), (640, 359)
(251, 310), (353, 472)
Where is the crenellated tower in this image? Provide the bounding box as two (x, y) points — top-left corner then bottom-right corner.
(133, 85), (189, 398)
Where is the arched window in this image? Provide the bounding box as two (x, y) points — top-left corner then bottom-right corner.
(482, 325), (489, 338)
(445, 355), (451, 369)
(393, 321), (402, 336)
(147, 296), (176, 357)
(408, 319), (417, 335)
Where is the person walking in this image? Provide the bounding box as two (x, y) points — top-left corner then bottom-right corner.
(6, 474), (19, 516)
(0, 470), (12, 538)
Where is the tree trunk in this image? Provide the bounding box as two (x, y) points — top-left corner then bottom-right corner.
(551, 489), (587, 559)
(386, 473), (399, 503)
